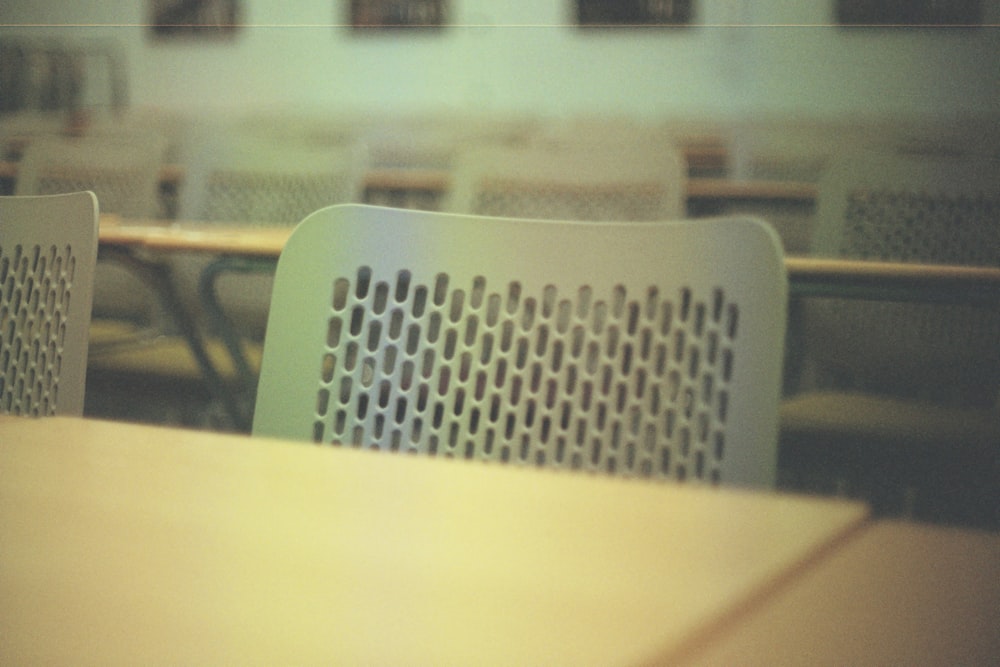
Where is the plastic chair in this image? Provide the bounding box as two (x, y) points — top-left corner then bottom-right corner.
(15, 133), (167, 218)
(253, 204), (786, 488)
(172, 128), (370, 429)
(0, 192), (99, 416)
(177, 129), (368, 225)
(441, 139), (685, 221)
(14, 131), (171, 344)
(780, 150), (1000, 525)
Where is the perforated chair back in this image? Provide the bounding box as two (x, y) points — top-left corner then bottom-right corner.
(0, 192), (99, 416)
(805, 150), (1000, 403)
(178, 131), (368, 225)
(253, 205), (786, 488)
(14, 133), (167, 218)
(441, 141), (685, 221)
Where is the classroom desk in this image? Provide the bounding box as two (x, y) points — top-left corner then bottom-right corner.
(0, 416), (867, 665)
(99, 218), (1000, 306)
(786, 256), (1000, 306)
(96, 216), (1000, 430)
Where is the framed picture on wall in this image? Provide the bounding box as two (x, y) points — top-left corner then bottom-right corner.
(349, 0), (448, 30)
(836, 0), (982, 26)
(149, 0), (242, 38)
(575, 0), (694, 27)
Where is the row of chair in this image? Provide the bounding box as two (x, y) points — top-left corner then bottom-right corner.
(3, 126), (998, 524)
(2, 193), (783, 490)
(9, 123), (691, 222)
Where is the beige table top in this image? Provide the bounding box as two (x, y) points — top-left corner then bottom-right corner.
(98, 217), (1000, 291)
(784, 256), (1000, 290)
(0, 416), (867, 666)
(99, 215), (293, 256)
(680, 520), (1000, 666)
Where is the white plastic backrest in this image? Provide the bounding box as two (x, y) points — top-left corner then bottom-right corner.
(0, 192), (99, 416)
(254, 205), (786, 489)
(178, 129), (368, 225)
(806, 150), (1000, 399)
(442, 141), (685, 222)
(14, 133), (167, 219)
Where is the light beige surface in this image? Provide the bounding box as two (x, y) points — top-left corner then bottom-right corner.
(0, 417), (866, 666)
(680, 520), (1000, 666)
(99, 216), (292, 256)
(785, 256), (1000, 291)
(99, 218), (1000, 294)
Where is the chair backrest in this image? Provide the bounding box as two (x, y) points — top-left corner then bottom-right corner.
(253, 205), (786, 489)
(177, 129), (368, 225)
(441, 140), (685, 221)
(14, 133), (167, 219)
(804, 150), (1000, 404)
(0, 192), (99, 416)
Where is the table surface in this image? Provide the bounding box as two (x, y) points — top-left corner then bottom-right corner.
(679, 520), (1000, 666)
(0, 416), (867, 665)
(98, 216), (1000, 290)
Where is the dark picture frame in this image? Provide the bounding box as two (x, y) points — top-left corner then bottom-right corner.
(349, 0), (448, 30)
(835, 0), (983, 27)
(575, 0), (694, 27)
(149, 0), (242, 39)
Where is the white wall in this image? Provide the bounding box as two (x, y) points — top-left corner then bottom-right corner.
(2, 0), (999, 123)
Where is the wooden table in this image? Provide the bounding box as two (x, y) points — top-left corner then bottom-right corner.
(96, 216), (1000, 431)
(99, 218), (1000, 306)
(679, 520), (1000, 665)
(786, 256), (1000, 306)
(0, 416), (868, 665)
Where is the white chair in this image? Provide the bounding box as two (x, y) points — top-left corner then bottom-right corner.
(177, 128), (368, 225)
(253, 204), (787, 488)
(14, 131), (171, 349)
(0, 192), (99, 416)
(172, 127), (370, 429)
(15, 133), (167, 218)
(781, 150), (1000, 526)
(441, 139), (685, 222)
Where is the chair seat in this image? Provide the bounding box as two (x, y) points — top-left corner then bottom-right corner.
(781, 390), (1000, 447)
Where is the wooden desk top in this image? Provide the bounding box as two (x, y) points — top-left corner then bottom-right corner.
(99, 216), (292, 256)
(786, 256), (1000, 305)
(0, 417), (867, 665)
(680, 520), (1000, 666)
(785, 256), (1000, 289)
(97, 218), (1000, 301)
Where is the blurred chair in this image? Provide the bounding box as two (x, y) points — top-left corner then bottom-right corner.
(780, 150), (1000, 527)
(253, 204), (787, 488)
(14, 131), (171, 354)
(362, 113), (537, 210)
(173, 129), (369, 428)
(177, 130), (367, 226)
(15, 132), (166, 218)
(441, 138), (685, 221)
(0, 192), (99, 416)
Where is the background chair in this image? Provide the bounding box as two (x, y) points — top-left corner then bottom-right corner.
(14, 131), (170, 351)
(172, 126), (370, 428)
(177, 126), (368, 226)
(780, 150), (1000, 527)
(253, 204), (786, 488)
(14, 131), (167, 219)
(440, 138), (685, 221)
(0, 191), (99, 416)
